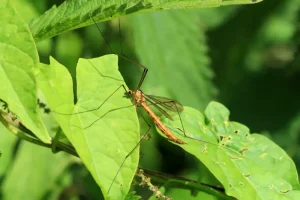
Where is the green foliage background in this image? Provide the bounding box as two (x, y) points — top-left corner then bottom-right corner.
(1, 0), (300, 199)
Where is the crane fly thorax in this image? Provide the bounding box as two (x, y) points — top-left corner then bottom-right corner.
(133, 89), (145, 104)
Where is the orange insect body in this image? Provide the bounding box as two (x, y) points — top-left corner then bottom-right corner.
(129, 89), (185, 145)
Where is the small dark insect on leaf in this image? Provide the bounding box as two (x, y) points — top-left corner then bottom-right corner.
(44, 108), (51, 114)
(37, 99), (51, 114)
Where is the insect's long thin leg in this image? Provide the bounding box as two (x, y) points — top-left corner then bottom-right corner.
(67, 84), (132, 129)
(90, 13), (148, 88)
(136, 67), (148, 90)
(118, 18), (124, 56)
(87, 59), (123, 82)
(80, 104), (135, 129)
(89, 13), (114, 54)
(90, 14), (146, 68)
(53, 84), (127, 115)
(173, 101), (186, 137)
(108, 107), (152, 193)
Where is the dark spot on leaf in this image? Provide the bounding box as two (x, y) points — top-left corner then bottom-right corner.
(244, 174), (251, 177)
(279, 189), (291, 194)
(234, 130), (239, 134)
(219, 136), (224, 141)
(44, 108), (51, 114)
(229, 184), (232, 188)
(245, 134), (248, 137)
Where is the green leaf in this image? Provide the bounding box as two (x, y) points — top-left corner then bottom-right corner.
(36, 55), (140, 200)
(0, 0), (50, 142)
(29, 0), (262, 42)
(0, 123), (16, 177)
(125, 191), (142, 200)
(160, 102), (300, 199)
(10, 0), (39, 22)
(129, 10), (216, 110)
(2, 141), (72, 200)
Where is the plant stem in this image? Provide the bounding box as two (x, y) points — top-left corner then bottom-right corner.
(0, 112), (78, 157)
(140, 168), (236, 200)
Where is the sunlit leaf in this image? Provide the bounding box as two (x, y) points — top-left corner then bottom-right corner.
(0, 0), (50, 142)
(36, 55), (140, 199)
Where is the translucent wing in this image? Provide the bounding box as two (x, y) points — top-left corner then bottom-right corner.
(144, 97), (174, 120)
(144, 94), (184, 112)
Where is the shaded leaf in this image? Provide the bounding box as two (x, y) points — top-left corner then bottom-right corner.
(0, 123), (16, 177)
(2, 141), (72, 199)
(129, 10), (216, 110)
(29, 0), (262, 42)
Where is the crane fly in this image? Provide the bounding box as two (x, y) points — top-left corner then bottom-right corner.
(85, 15), (187, 193)
(104, 68), (186, 193)
(51, 15), (187, 197)
(124, 84), (185, 144)
(84, 15), (186, 145)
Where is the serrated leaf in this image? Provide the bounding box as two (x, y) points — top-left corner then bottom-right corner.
(0, 0), (50, 142)
(129, 10), (216, 110)
(160, 102), (299, 200)
(36, 55), (140, 200)
(29, 0), (262, 42)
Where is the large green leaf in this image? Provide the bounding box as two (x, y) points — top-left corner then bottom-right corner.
(0, 123), (16, 177)
(160, 102), (300, 199)
(29, 0), (262, 42)
(36, 55), (140, 200)
(0, 0), (50, 142)
(2, 141), (72, 200)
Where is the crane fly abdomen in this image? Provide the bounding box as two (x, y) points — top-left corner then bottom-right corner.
(141, 101), (185, 144)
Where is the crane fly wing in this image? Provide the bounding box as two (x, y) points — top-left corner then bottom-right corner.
(144, 94), (184, 112)
(145, 96), (174, 121)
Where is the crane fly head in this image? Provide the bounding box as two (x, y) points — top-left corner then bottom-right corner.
(124, 89), (145, 104)
(124, 90), (134, 99)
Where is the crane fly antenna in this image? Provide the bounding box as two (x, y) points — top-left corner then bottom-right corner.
(89, 13), (148, 75)
(136, 68), (148, 90)
(89, 13), (114, 54)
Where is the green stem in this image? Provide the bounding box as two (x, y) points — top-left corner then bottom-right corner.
(0, 112), (78, 157)
(140, 168), (235, 200)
